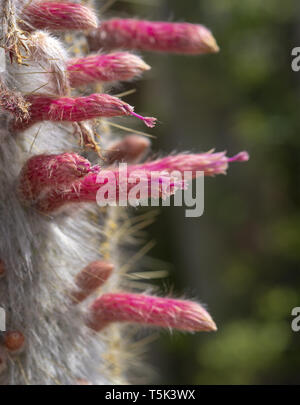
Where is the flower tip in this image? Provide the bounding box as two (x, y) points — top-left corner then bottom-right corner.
(87, 11), (98, 30)
(203, 32), (220, 53)
(129, 110), (157, 128)
(132, 54), (151, 71)
(239, 151), (250, 161)
(143, 117), (157, 128)
(211, 39), (220, 53)
(140, 60), (151, 71)
(197, 25), (219, 53)
(208, 318), (218, 332)
(230, 151), (250, 162)
(192, 303), (217, 332)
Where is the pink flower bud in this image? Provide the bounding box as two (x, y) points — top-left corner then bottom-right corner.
(127, 151), (250, 177)
(88, 19), (219, 54)
(4, 331), (25, 355)
(72, 261), (114, 303)
(87, 293), (217, 332)
(106, 135), (150, 164)
(68, 52), (150, 87)
(22, 2), (98, 31)
(15, 94), (157, 130)
(18, 153), (96, 205)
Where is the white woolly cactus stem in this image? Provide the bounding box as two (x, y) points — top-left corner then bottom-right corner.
(0, 0), (249, 385)
(99, 204), (131, 383)
(0, 3), (107, 384)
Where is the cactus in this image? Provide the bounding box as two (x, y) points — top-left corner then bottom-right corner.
(0, 0), (249, 385)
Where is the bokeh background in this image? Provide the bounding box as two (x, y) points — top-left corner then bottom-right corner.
(104, 0), (300, 384)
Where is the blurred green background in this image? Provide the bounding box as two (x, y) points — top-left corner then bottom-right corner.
(106, 0), (300, 384)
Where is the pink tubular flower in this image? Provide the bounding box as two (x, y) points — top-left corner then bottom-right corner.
(17, 153), (182, 213)
(87, 293), (217, 332)
(17, 151), (248, 213)
(88, 19), (219, 54)
(22, 2), (98, 31)
(67, 52), (150, 87)
(71, 261), (114, 303)
(106, 135), (151, 164)
(123, 151), (250, 177)
(15, 94), (156, 130)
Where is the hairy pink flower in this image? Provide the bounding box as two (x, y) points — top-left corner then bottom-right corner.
(18, 153), (97, 205)
(87, 293), (217, 332)
(68, 52), (150, 87)
(18, 151), (249, 213)
(15, 94), (156, 130)
(88, 19), (219, 54)
(72, 261), (114, 303)
(106, 135), (150, 164)
(128, 151), (250, 177)
(17, 153), (182, 213)
(22, 2), (98, 31)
